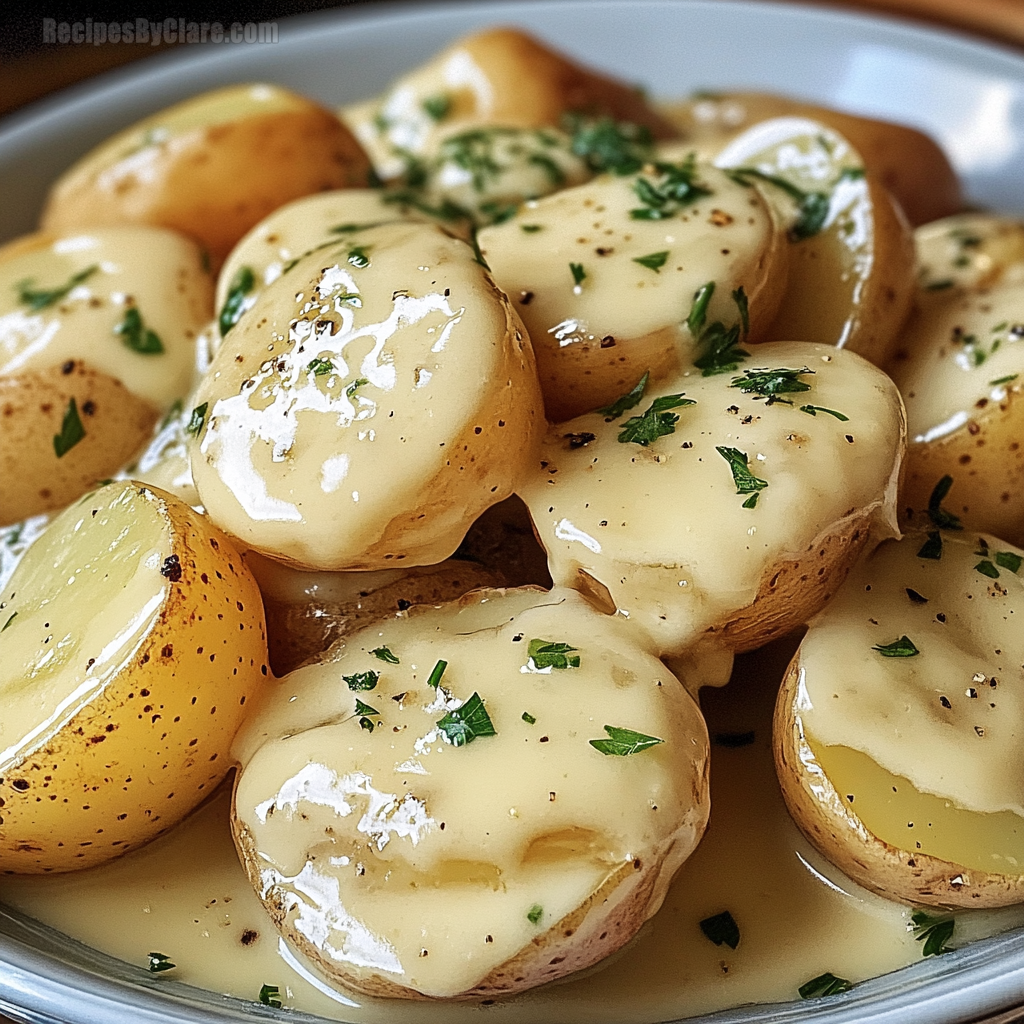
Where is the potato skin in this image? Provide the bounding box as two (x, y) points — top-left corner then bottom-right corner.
(899, 383), (1024, 549)
(42, 105), (371, 267)
(0, 361), (158, 526)
(774, 655), (1024, 908)
(0, 485), (269, 874)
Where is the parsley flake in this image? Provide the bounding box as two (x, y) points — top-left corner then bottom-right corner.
(799, 972), (853, 999)
(258, 984), (283, 1008)
(728, 167), (832, 241)
(115, 306), (164, 354)
(344, 670), (379, 692)
(17, 264), (98, 311)
(991, 374), (1019, 386)
(631, 157), (713, 220)
(699, 910), (740, 950)
(975, 560), (1000, 579)
(716, 446), (767, 508)
(527, 904), (544, 925)
(521, 224), (543, 233)
(597, 371), (649, 420)
(527, 639), (580, 670)
(996, 550), (1023, 574)
(927, 476), (963, 530)
(53, 398), (86, 458)
(219, 266), (255, 336)
(873, 635), (919, 658)
(617, 393), (695, 446)
(522, 711), (537, 725)
(687, 281), (715, 337)
(912, 911), (955, 957)
(355, 698), (380, 732)
(687, 282), (749, 375)
(564, 114), (654, 175)
(426, 659), (448, 690)
(348, 246), (371, 269)
(147, 952), (176, 973)
(307, 357), (335, 376)
(918, 531), (943, 560)
(590, 725), (664, 756)
(633, 251), (669, 272)
(732, 286), (749, 337)
(436, 692), (496, 746)
(346, 377), (369, 398)
(186, 402), (208, 438)
(800, 404), (849, 421)
(730, 366), (813, 405)
(570, 262), (587, 287)
(422, 94), (452, 121)
(371, 646), (399, 664)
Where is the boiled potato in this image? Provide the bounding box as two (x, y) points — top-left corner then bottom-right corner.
(232, 587), (709, 999)
(714, 117), (916, 367)
(478, 160), (788, 421)
(342, 26), (675, 182)
(0, 226), (212, 524)
(42, 84), (371, 268)
(0, 481), (268, 874)
(775, 530), (1024, 907)
(242, 550), (505, 675)
(915, 213), (1024, 296)
(519, 342), (905, 655)
(662, 92), (962, 226)
(191, 220), (544, 571)
(887, 280), (1024, 547)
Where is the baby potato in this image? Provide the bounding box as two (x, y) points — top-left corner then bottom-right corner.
(231, 587), (709, 999)
(519, 342), (905, 656)
(191, 220), (544, 570)
(775, 530), (1024, 907)
(915, 214), (1024, 295)
(478, 161), (788, 421)
(0, 481), (268, 874)
(42, 84), (371, 268)
(887, 280), (1024, 546)
(342, 26), (675, 182)
(662, 92), (962, 227)
(715, 117), (916, 367)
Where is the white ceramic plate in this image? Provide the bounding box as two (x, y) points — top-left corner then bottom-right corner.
(2, 2), (1024, 1022)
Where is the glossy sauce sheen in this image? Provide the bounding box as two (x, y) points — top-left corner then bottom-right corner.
(14, 636), (1024, 1020)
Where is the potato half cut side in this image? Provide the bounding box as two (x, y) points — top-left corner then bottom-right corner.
(231, 587), (709, 999)
(519, 341), (905, 656)
(715, 117), (915, 367)
(0, 481), (268, 873)
(774, 530), (1024, 907)
(41, 84), (371, 267)
(191, 220), (544, 571)
(478, 161), (788, 421)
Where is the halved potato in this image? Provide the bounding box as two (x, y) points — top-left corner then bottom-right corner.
(519, 342), (905, 655)
(231, 587), (709, 999)
(341, 27), (675, 182)
(915, 213), (1024, 296)
(42, 84), (371, 267)
(478, 160), (788, 421)
(661, 92), (962, 226)
(887, 280), (1024, 547)
(714, 117), (916, 367)
(775, 530), (1024, 907)
(191, 220), (544, 571)
(0, 481), (268, 873)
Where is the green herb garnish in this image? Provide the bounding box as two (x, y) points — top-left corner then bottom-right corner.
(355, 698), (380, 732)
(422, 94), (452, 121)
(687, 281), (749, 375)
(927, 475), (963, 530)
(344, 670), (379, 692)
(996, 550), (1023, 573)
(732, 286), (749, 336)
(53, 398), (86, 458)
(527, 904), (544, 925)
(687, 281), (715, 336)
(307, 357), (335, 376)
(918, 531), (943, 560)
(521, 224), (543, 233)
(258, 984), (282, 1008)
(630, 156), (713, 220)
(976, 560), (1000, 579)
(527, 639), (580, 670)
(799, 972), (853, 999)
(426, 659), (448, 689)
(728, 167), (832, 241)
(371, 646), (399, 664)
(436, 692), (496, 746)
(716, 446), (767, 508)
(528, 152), (566, 186)
(872, 635), (919, 658)
(219, 266), (255, 336)
(730, 366), (813, 405)
(633, 251), (669, 272)
(699, 911), (740, 950)
(17, 264), (98, 311)
(348, 246), (371, 269)
(912, 911), (955, 957)
(345, 377), (369, 398)
(618, 393), (695, 446)
(589, 725), (664, 756)
(148, 952), (176, 973)
(564, 114), (654, 175)
(597, 371), (649, 420)
(522, 712), (537, 725)
(800, 405), (849, 421)
(186, 402), (208, 439)
(115, 306), (163, 354)
(991, 374), (1019, 386)
(570, 262), (587, 287)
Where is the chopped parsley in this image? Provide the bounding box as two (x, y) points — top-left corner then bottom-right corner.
(590, 725), (664, 756)
(570, 261), (587, 287)
(699, 910), (740, 950)
(159, 398), (184, 431)
(633, 250), (669, 273)
(53, 398), (86, 458)
(912, 911), (955, 957)
(564, 114), (654, 175)
(527, 152), (566, 186)
(617, 393), (696, 446)
(872, 635), (919, 658)
(799, 972), (853, 999)
(426, 659), (448, 689)
(355, 698), (380, 732)
(527, 639), (580, 670)
(687, 281), (715, 337)
(975, 560), (1000, 579)
(687, 282), (749, 375)
(597, 371), (649, 420)
(115, 306), (164, 354)
(422, 94), (452, 121)
(927, 476), (963, 530)
(732, 286), (749, 337)
(344, 670), (379, 692)
(2, 612), (17, 632)
(186, 402), (208, 439)
(727, 167), (834, 241)
(219, 266), (255, 336)
(436, 692), (496, 746)
(307, 357), (335, 376)
(716, 446), (768, 508)
(996, 550), (1023, 573)
(521, 224), (543, 233)
(258, 984), (283, 1008)
(527, 904), (544, 925)
(991, 374), (1019, 386)
(522, 711), (537, 725)
(346, 377), (369, 398)
(917, 531), (943, 560)
(371, 645), (399, 664)
(16, 264), (98, 311)
(631, 156), (713, 220)
(729, 366), (813, 405)
(147, 952), (176, 973)
(347, 246), (371, 269)
(800, 404), (849, 421)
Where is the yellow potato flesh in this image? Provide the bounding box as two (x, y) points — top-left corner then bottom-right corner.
(811, 738), (1024, 876)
